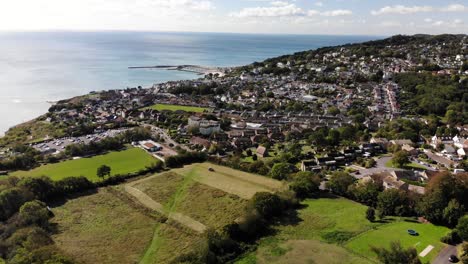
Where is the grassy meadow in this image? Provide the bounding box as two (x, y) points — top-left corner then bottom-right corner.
(50, 188), (157, 264)
(144, 103), (208, 113)
(236, 197), (450, 264)
(10, 148), (157, 182)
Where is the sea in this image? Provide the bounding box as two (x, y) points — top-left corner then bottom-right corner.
(0, 31), (380, 135)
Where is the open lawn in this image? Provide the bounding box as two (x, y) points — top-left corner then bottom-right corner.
(144, 103), (208, 113)
(50, 188), (157, 264)
(235, 197), (378, 264)
(385, 160), (427, 170)
(345, 219), (450, 262)
(10, 148), (157, 182)
(171, 162), (286, 199)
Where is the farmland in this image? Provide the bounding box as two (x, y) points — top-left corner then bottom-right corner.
(10, 147), (157, 182)
(171, 162), (286, 199)
(236, 197), (450, 264)
(51, 163), (284, 263)
(50, 188), (157, 264)
(144, 103), (208, 113)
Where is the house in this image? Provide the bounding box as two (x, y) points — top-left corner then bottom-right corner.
(370, 137), (389, 148)
(441, 144), (456, 155)
(232, 137), (252, 149)
(256, 146), (268, 158)
(301, 160), (322, 172)
(140, 140), (162, 152)
(188, 116), (221, 136)
(430, 135), (453, 148)
(458, 148), (468, 157)
(390, 139), (413, 146)
(401, 144), (418, 156)
(190, 136), (211, 149)
(370, 172), (409, 191)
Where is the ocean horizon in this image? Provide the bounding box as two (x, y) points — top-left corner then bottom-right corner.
(0, 31), (381, 135)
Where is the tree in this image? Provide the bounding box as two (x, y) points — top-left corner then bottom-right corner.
(371, 241), (421, 264)
(417, 172), (468, 225)
(457, 215), (468, 241)
(366, 207), (376, 222)
(97, 165), (111, 179)
(443, 199), (465, 227)
(377, 189), (410, 217)
(249, 192), (283, 218)
(392, 151), (410, 168)
(18, 200), (50, 228)
(270, 163), (294, 180)
(289, 172), (320, 199)
(348, 181), (382, 207)
(326, 171), (355, 196)
(252, 154), (258, 161)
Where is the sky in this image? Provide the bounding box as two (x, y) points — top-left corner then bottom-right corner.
(0, 0), (467, 35)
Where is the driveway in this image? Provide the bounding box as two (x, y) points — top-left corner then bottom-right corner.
(432, 245), (458, 264)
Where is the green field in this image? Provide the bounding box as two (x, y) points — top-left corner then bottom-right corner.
(51, 188), (157, 264)
(236, 197), (450, 264)
(345, 220), (450, 262)
(236, 198), (378, 264)
(144, 103), (208, 113)
(385, 160), (427, 170)
(10, 148), (157, 182)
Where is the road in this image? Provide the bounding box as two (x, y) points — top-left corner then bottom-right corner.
(352, 156), (433, 178)
(432, 245), (458, 264)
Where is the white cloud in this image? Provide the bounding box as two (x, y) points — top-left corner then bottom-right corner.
(229, 2), (305, 17)
(371, 5), (433, 15)
(321, 9), (352, 16)
(441, 4), (468, 12)
(379, 21), (402, 27)
(315, 1), (324, 7)
(372, 4), (468, 15)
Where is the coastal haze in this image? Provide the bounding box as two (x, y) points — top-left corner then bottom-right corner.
(0, 31), (377, 135)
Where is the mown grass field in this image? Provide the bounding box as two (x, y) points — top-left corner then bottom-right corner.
(345, 220), (450, 262)
(171, 162), (286, 199)
(385, 159), (427, 170)
(236, 198), (378, 264)
(10, 148), (157, 182)
(50, 188), (157, 264)
(144, 103), (208, 113)
(236, 197), (450, 264)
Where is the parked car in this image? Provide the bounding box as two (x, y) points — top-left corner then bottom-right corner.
(449, 255), (459, 263)
(407, 229), (418, 236)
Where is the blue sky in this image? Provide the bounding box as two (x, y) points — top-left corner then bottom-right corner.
(0, 0), (467, 35)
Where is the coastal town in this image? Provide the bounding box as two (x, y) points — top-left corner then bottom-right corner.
(1, 35), (468, 182)
(1, 34), (468, 264)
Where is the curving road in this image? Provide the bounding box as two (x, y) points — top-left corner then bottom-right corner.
(432, 245), (458, 264)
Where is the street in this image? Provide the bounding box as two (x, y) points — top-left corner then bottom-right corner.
(433, 245), (458, 264)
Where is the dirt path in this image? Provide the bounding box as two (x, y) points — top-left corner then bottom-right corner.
(124, 185), (206, 233)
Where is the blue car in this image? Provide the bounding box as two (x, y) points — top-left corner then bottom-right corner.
(407, 229), (418, 236)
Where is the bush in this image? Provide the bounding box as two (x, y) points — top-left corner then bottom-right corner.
(457, 215), (468, 241)
(289, 172), (320, 199)
(440, 230), (461, 245)
(366, 207), (376, 222)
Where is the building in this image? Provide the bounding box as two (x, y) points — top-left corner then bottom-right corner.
(256, 146), (268, 158)
(188, 116), (221, 136)
(140, 140), (162, 152)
